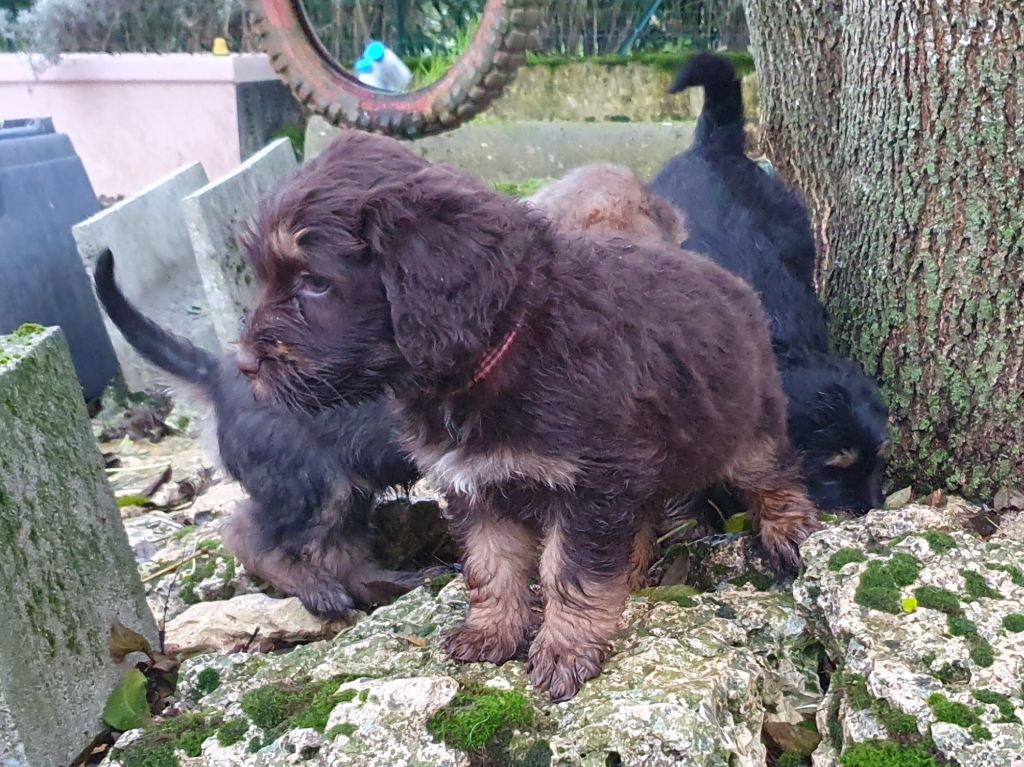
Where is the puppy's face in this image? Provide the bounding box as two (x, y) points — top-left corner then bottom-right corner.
(236, 130), (529, 411)
(782, 358), (890, 513)
(239, 221), (404, 409)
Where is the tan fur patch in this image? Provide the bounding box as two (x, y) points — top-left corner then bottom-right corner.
(461, 516), (537, 640)
(626, 521), (659, 592)
(825, 449), (860, 469)
(268, 224), (308, 263)
(427, 447), (579, 496)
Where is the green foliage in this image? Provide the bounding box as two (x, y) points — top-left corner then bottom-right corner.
(195, 667), (221, 696)
(834, 673), (919, 738)
(969, 724), (992, 741)
(855, 554), (923, 613)
(271, 124), (305, 162)
(103, 668), (151, 731)
(972, 689), (1020, 723)
(963, 571), (1001, 600)
(840, 742), (938, 767)
(426, 685), (533, 752)
(114, 713), (219, 767)
(828, 548), (868, 571)
(636, 584), (698, 608)
(327, 722), (357, 739)
(493, 178), (551, 198)
(776, 753), (809, 767)
(216, 719), (248, 747)
(984, 563), (1024, 588)
(428, 572), (457, 596)
(928, 693), (980, 727)
(240, 675), (360, 748)
(1002, 614), (1024, 632)
(918, 530), (956, 553)
(913, 586), (961, 615)
(933, 662), (970, 685)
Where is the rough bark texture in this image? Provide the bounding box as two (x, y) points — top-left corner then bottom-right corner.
(745, 0), (1024, 497)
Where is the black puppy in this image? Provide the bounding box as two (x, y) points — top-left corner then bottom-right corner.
(93, 249), (447, 618)
(651, 53), (889, 513)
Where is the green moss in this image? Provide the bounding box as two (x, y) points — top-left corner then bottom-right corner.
(12, 323), (45, 338)
(969, 723), (992, 741)
(934, 662), (971, 685)
(216, 719), (248, 747)
(928, 693), (981, 727)
(947, 615), (976, 636)
(913, 586), (961, 615)
(428, 572), (457, 596)
(326, 723), (357, 739)
(967, 635), (995, 667)
(839, 742), (938, 767)
(240, 675), (359, 746)
(963, 571), (1001, 600)
(636, 584), (698, 608)
(829, 548), (868, 571)
(729, 571), (777, 591)
(985, 563), (1024, 587)
(835, 673), (918, 738)
(195, 668), (221, 696)
(918, 530), (956, 553)
(777, 753), (809, 767)
(973, 689), (1020, 723)
(1002, 614), (1024, 632)
(493, 178), (550, 198)
(855, 554), (923, 613)
(115, 712), (219, 767)
(426, 684), (533, 753)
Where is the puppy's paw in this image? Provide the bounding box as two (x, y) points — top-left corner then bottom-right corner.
(527, 633), (605, 703)
(444, 622), (519, 666)
(759, 503), (822, 573)
(298, 583), (357, 621)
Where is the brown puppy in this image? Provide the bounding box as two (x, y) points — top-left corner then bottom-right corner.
(237, 130), (819, 702)
(526, 163), (686, 244)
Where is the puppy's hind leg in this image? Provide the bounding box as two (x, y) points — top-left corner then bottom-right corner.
(626, 515), (659, 592)
(528, 519), (631, 702)
(729, 443), (821, 572)
(443, 496), (537, 666)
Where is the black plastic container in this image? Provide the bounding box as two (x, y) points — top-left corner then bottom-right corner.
(0, 118), (117, 400)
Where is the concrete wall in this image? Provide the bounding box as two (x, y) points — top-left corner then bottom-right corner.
(483, 62), (760, 124)
(0, 53), (291, 199)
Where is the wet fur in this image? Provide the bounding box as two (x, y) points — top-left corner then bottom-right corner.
(92, 249), (444, 618)
(237, 130), (820, 701)
(650, 53), (890, 514)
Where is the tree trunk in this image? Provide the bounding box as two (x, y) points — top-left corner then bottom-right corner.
(744, 0), (1024, 498)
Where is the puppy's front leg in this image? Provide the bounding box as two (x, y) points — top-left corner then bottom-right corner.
(528, 521), (631, 702)
(444, 496), (537, 665)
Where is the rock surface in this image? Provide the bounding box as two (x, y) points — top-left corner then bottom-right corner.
(164, 594), (347, 654)
(0, 326), (157, 767)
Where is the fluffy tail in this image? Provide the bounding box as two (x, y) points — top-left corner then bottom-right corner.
(670, 52), (745, 153)
(93, 248), (218, 387)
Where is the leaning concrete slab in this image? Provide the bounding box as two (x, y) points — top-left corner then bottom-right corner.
(74, 162), (220, 391)
(182, 138), (298, 349)
(304, 117), (696, 183)
(0, 325), (158, 767)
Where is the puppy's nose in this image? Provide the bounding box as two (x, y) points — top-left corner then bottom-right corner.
(236, 348), (261, 377)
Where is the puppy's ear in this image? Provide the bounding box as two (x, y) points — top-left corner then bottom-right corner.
(647, 195), (688, 245)
(362, 166), (526, 385)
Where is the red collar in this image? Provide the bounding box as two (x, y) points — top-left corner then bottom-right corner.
(458, 320), (523, 394)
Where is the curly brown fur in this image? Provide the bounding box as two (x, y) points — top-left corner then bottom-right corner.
(526, 164), (687, 245)
(93, 248), (448, 619)
(237, 129), (819, 701)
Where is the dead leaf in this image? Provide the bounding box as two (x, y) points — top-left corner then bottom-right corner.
(994, 485), (1024, 511)
(884, 486), (913, 509)
(396, 633), (428, 648)
(109, 621), (153, 663)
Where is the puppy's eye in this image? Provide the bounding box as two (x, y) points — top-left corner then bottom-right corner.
(297, 273), (331, 297)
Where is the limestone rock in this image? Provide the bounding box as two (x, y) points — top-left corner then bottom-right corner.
(164, 594), (346, 654)
(798, 506), (1024, 766)
(106, 580), (819, 767)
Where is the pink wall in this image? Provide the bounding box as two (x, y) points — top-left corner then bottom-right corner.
(0, 53), (279, 198)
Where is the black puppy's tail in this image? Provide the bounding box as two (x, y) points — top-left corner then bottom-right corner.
(670, 52), (745, 153)
(93, 248), (218, 387)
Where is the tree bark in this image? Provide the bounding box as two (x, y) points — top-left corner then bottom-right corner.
(744, 0), (1024, 498)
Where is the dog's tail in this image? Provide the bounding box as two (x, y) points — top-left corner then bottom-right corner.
(669, 52), (745, 153)
(93, 248), (218, 387)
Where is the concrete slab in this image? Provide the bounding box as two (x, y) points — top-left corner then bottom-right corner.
(74, 162), (219, 391)
(0, 325), (157, 767)
(304, 117), (696, 183)
(182, 138), (298, 349)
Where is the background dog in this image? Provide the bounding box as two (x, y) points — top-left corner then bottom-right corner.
(93, 249), (448, 619)
(651, 53), (890, 514)
(236, 129), (819, 701)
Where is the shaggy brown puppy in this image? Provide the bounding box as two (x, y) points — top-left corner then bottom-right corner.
(237, 130), (819, 702)
(526, 163), (686, 244)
